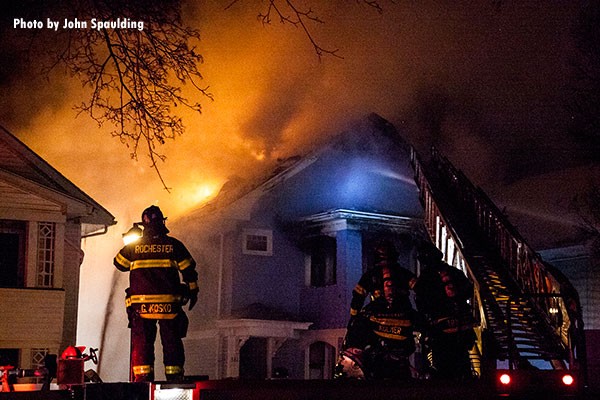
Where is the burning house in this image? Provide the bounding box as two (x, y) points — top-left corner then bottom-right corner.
(171, 114), (426, 379)
(170, 113), (597, 388)
(0, 113), (596, 398)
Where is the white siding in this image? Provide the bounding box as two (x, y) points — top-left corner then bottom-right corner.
(0, 180), (65, 222)
(0, 288), (65, 349)
(183, 336), (220, 379)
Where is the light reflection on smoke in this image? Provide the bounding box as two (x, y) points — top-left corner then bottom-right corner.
(368, 166), (418, 186)
(503, 206), (577, 227)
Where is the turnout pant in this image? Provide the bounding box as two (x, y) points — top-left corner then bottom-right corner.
(428, 328), (475, 380)
(130, 313), (187, 381)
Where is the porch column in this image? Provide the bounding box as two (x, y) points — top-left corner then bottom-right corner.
(222, 335), (249, 378)
(266, 337), (286, 379)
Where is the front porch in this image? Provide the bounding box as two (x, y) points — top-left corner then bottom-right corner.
(215, 319), (311, 379)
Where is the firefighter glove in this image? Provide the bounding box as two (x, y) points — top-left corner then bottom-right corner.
(189, 288), (199, 311)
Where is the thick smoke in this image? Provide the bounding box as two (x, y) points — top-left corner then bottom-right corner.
(2, 1), (586, 190)
(1, 0), (591, 381)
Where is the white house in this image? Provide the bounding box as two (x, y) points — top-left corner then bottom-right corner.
(0, 125), (115, 374)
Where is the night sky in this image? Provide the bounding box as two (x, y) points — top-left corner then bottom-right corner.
(1, 0), (597, 380)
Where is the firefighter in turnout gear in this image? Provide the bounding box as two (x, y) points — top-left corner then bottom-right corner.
(349, 240), (417, 319)
(338, 240), (418, 379)
(414, 241), (476, 380)
(114, 206), (198, 383)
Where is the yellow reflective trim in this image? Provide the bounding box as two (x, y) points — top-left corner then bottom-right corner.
(369, 317), (412, 327)
(353, 285), (366, 296)
(140, 313), (177, 319)
(409, 277), (417, 289)
(165, 365), (183, 375)
(115, 253), (131, 270)
(133, 365), (153, 375)
(178, 258), (193, 270)
(128, 294), (182, 303)
(374, 331), (408, 341)
(188, 281), (198, 290)
(131, 259), (176, 270)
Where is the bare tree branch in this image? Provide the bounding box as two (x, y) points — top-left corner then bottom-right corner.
(6, 0), (393, 190)
(30, 0), (213, 191)
(245, 0), (393, 60)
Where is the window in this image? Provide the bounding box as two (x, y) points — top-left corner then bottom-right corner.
(31, 348), (50, 370)
(0, 349), (19, 368)
(308, 236), (336, 287)
(242, 229), (273, 256)
(0, 220), (26, 288)
(37, 222), (55, 288)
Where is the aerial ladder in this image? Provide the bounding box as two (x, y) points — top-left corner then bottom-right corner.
(410, 147), (587, 394)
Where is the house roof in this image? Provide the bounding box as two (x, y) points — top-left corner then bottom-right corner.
(182, 113), (422, 224)
(0, 125), (116, 226)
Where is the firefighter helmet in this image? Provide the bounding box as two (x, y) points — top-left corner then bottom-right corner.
(374, 239), (399, 263)
(141, 205), (169, 234)
(142, 205), (165, 226)
(417, 241), (443, 263)
(61, 346), (86, 360)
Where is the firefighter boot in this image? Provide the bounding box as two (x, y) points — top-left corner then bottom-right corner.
(133, 365), (154, 383)
(134, 373), (154, 383)
(165, 366), (184, 383)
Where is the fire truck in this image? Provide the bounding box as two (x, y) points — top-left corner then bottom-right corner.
(410, 147), (586, 397)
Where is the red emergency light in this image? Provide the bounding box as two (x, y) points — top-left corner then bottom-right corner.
(562, 373), (574, 386)
(495, 370), (580, 396)
(499, 373), (511, 385)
